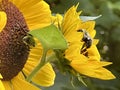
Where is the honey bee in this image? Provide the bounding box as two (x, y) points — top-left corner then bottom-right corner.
(77, 29), (93, 56)
(23, 34), (36, 48)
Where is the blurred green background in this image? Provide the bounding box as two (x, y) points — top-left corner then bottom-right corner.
(43, 0), (120, 90)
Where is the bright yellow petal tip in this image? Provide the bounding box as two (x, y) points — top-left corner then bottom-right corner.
(0, 74), (5, 90)
(62, 5), (82, 35)
(93, 68), (116, 80)
(0, 73), (2, 79)
(0, 11), (7, 32)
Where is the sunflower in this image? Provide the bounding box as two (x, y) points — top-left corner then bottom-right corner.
(0, 0), (55, 90)
(53, 5), (115, 80)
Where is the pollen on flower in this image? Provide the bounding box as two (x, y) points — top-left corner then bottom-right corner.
(0, 0), (30, 80)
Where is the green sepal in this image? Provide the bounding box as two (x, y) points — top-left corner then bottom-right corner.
(77, 74), (87, 87)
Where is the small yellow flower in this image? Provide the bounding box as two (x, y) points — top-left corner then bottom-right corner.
(54, 5), (115, 80)
(0, 0), (55, 90)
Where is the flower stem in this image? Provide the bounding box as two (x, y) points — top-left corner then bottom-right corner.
(26, 48), (48, 82)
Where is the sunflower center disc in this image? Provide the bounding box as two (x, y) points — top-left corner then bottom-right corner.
(0, 0), (30, 80)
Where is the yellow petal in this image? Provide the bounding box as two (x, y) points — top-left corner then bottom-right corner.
(0, 73), (2, 78)
(87, 45), (100, 61)
(28, 41), (43, 62)
(52, 14), (63, 27)
(65, 42), (82, 59)
(62, 5), (82, 38)
(71, 60), (101, 78)
(12, 74), (40, 90)
(0, 74), (5, 90)
(2, 72), (39, 90)
(93, 39), (99, 45)
(11, 0), (51, 30)
(78, 21), (96, 38)
(71, 60), (115, 80)
(79, 21), (95, 32)
(23, 61), (55, 87)
(10, 0), (41, 9)
(32, 63), (55, 87)
(0, 81), (5, 90)
(99, 61), (112, 67)
(2, 81), (11, 90)
(93, 68), (116, 80)
(0, 11), (7, 32)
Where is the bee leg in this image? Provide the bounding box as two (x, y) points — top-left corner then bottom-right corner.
(80, 43), (89, 57)
(81, 43), (86, 53)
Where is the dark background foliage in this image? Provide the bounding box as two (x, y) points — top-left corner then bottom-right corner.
(43, 0), (120, 90)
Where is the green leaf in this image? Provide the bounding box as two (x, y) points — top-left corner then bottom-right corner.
(29, 24), (68, 50)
